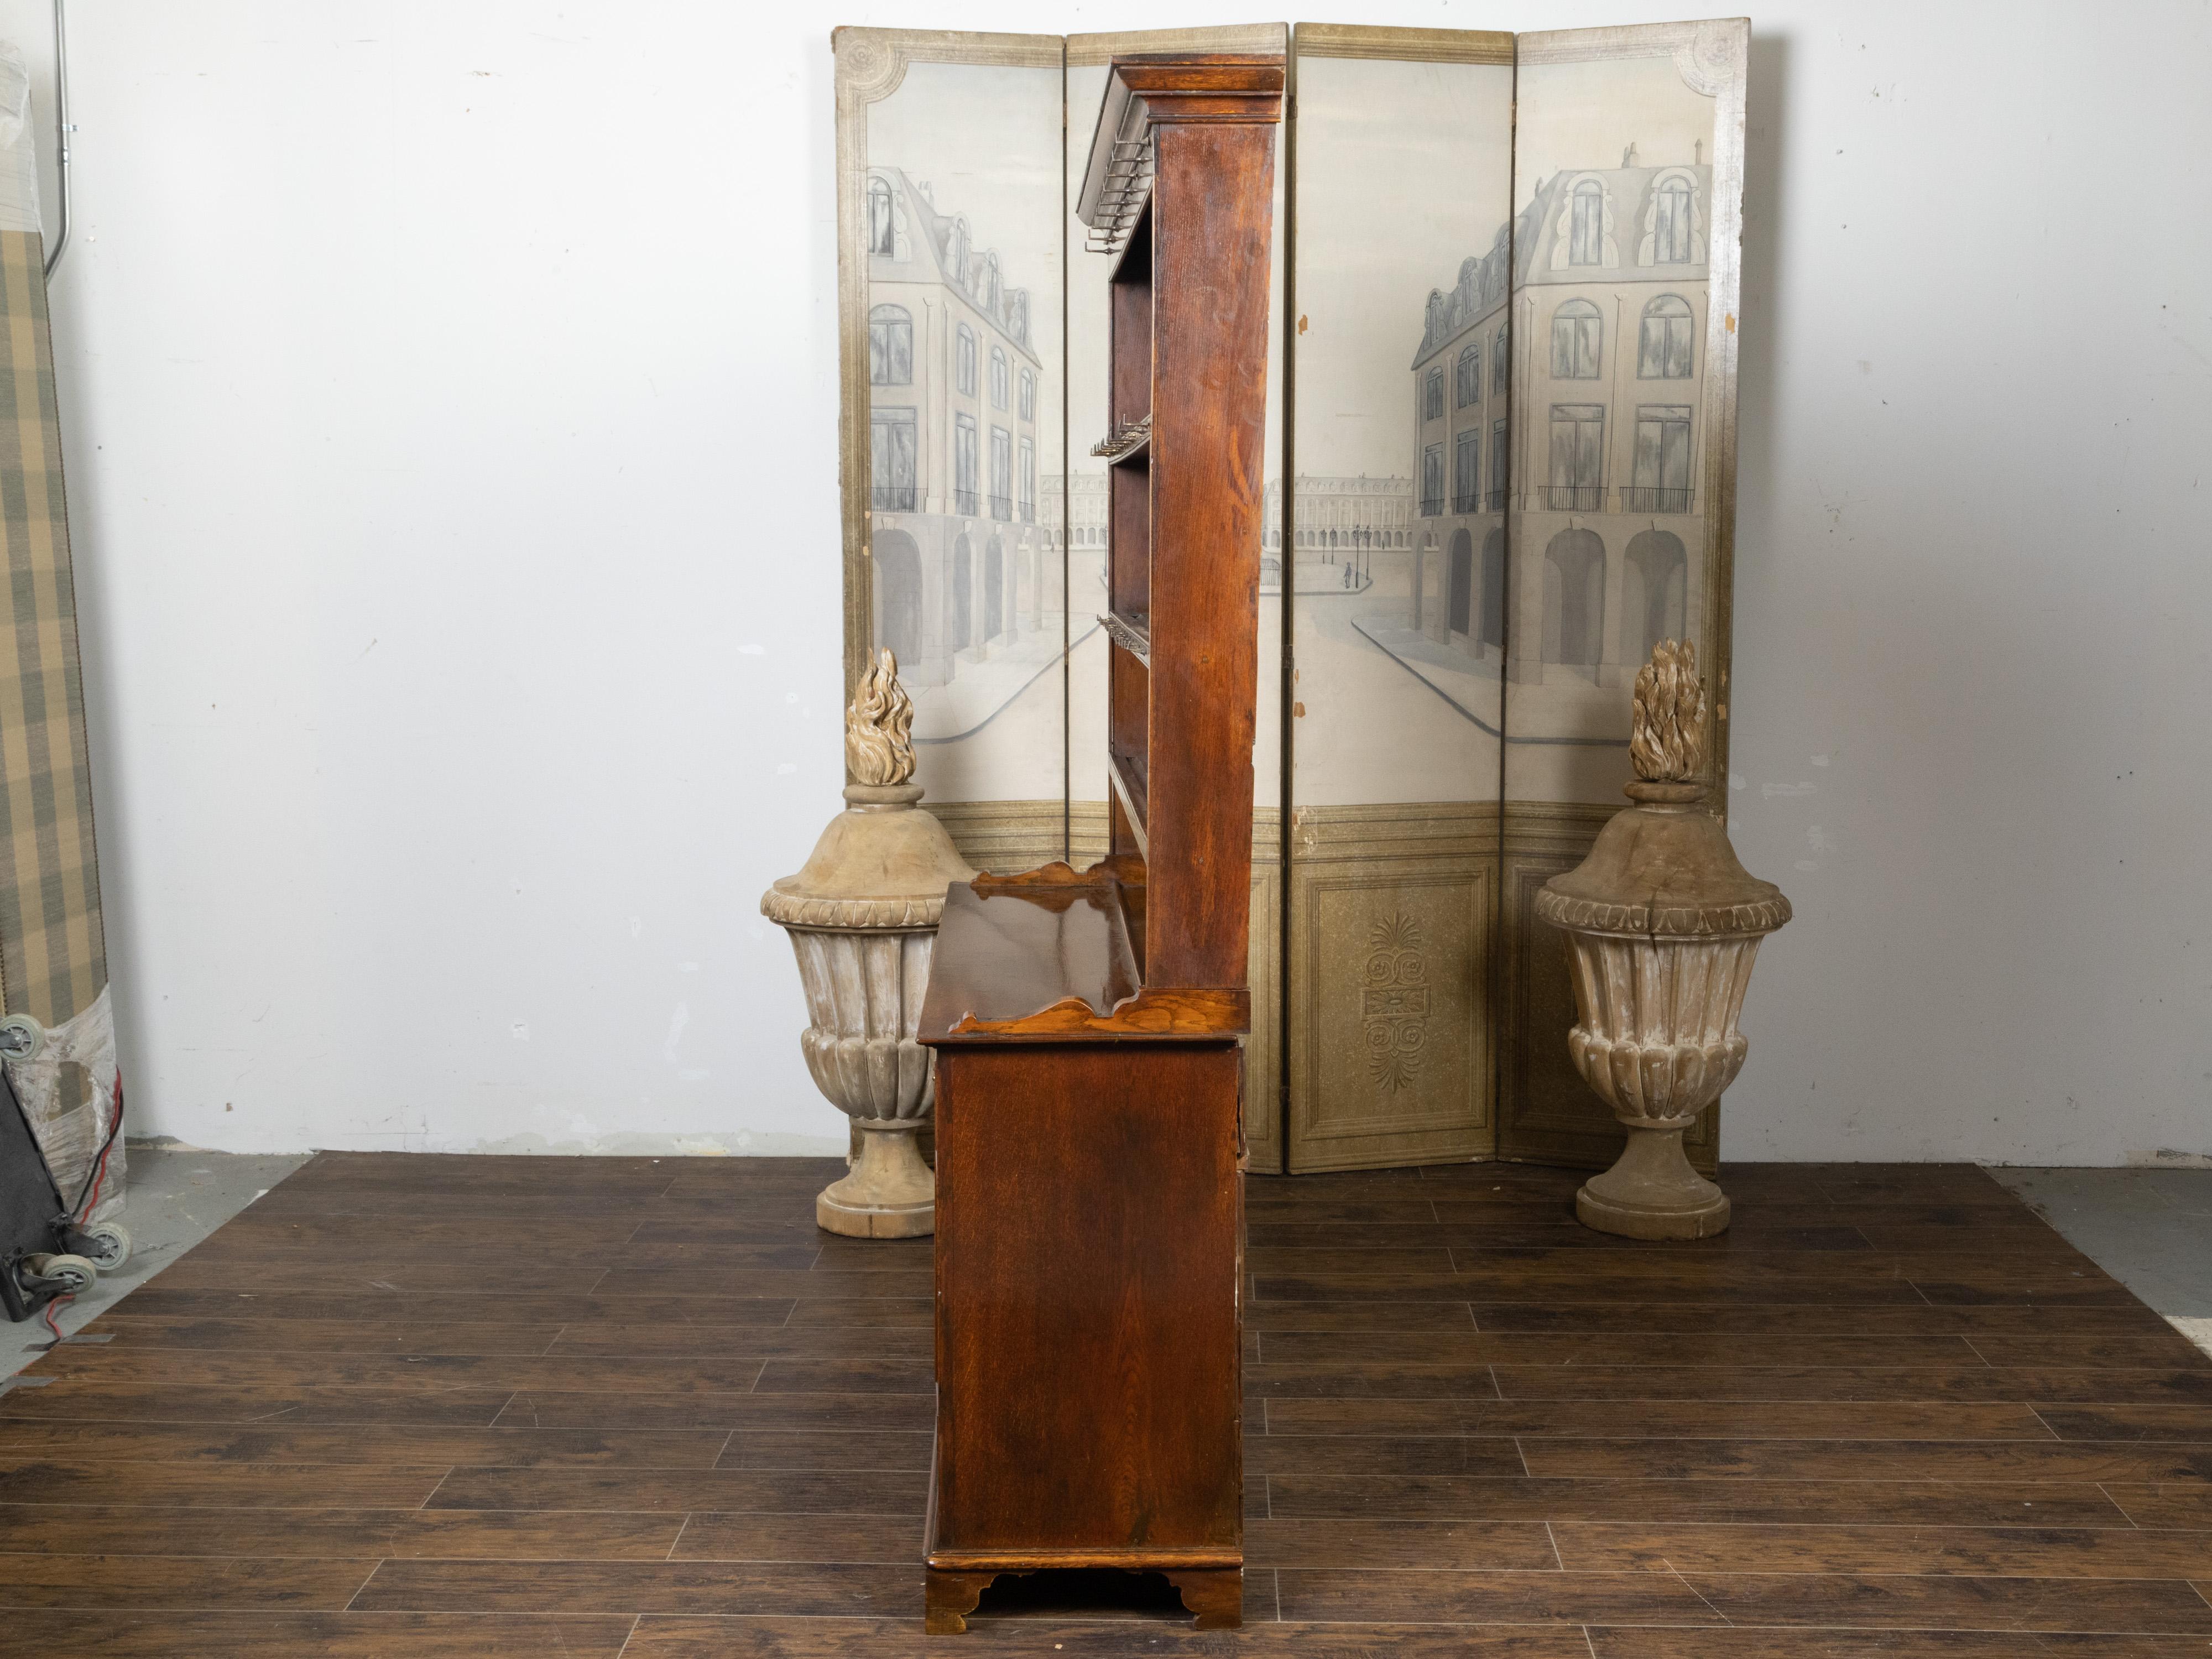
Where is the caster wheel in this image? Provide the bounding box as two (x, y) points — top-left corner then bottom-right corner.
(80, 1222), (131, 1270)
(24, 1253), (97, 1296)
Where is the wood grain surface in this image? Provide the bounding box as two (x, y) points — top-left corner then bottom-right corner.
(1, 1152), (2208, 1654)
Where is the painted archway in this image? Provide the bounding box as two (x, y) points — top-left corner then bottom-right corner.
(874, 529), (922, 666)
(1447, 529), (1474, 636)
(1542, 528), (1605, 669)
(1624, 529), (1688, 661)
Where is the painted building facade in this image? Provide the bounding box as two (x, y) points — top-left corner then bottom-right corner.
(1407, 224), (1513, 665)
(864, 168), (1053, 687)
(1411, 154), (1712, 688)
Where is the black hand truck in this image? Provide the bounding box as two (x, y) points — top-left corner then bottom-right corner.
(0, 1020), (129, 1324)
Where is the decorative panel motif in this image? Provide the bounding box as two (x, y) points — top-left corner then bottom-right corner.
(1287, 806), (1497, 1172)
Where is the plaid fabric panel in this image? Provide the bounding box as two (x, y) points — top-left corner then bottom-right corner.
(0, 227), (105, 1027)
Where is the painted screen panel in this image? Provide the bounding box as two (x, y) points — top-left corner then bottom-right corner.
(836, 30), (1069, 873)
(1496, 19), (1747, 1169)
(1284, 25), (1515, 1173)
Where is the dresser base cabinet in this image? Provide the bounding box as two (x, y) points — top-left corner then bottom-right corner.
(924, 1037), (1244, 1632)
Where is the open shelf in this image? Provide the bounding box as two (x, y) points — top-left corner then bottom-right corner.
(1105, 196), (1154, 284)
(921, 880), (1140, 1029)
(1107, 746), (1149, 860)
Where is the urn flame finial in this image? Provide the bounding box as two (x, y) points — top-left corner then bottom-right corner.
(1629, 638), (1708, 784)
(846, 649), (917, 787)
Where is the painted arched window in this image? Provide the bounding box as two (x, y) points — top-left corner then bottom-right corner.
(1455, 342), (1481, 409)
(1550, 299), (1602, 379)
(956, 325), (978, 397)
(1019, 368), (1036, 421)
(1492, 322), (1510, 394)
(1638, 294), (1694, 379)
(1655, 176), (1695, 263)
(1569, 179), (1606, 265)
(867, 178), (896, 257)
(868, 305), (912, 386)
(989, 346), (1010, 410)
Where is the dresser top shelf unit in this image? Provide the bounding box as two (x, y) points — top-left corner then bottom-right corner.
(918, 50), (1282, 1047)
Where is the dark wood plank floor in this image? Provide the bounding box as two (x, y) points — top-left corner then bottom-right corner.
(3, 1154), (2210, 1655)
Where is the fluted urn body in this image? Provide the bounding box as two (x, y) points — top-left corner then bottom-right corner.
(762, 651), (976, 1238)
(764, 782), (975, 1237)
(1535, 642), (1791, 1239)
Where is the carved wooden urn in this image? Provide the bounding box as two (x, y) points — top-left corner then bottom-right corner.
(1535, 641), (1791, 1240)
(762, 651), (975, 1238)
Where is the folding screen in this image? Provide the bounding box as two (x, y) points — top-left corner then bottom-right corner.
(834, 20), (1748, 1173)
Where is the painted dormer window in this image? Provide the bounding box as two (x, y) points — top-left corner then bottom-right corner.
(1569, 179), (1606, 265)
(1655, 176), (1694, 263)
(867, 178), (896, 257)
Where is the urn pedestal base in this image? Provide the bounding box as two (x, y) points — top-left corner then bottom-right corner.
(1576, 1123), (1730, 1240)
(816, 1119), (934, 1239)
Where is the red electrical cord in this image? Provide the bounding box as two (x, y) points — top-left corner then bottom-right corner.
(74, 1072), (123, 1224)
(42, 1291), (72, 1344)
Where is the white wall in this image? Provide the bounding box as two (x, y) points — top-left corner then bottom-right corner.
(0, 1), (2204, 1164)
